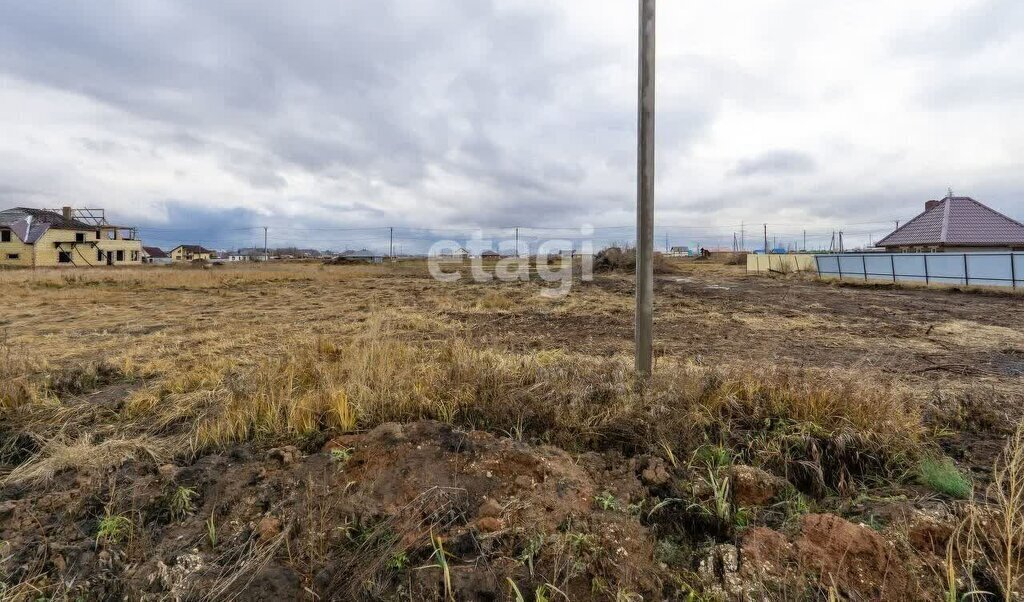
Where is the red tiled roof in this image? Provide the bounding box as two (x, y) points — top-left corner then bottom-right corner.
(877, 197), (1024, 247)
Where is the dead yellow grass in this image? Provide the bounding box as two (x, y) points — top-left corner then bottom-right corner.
(930, 319), (1024, 351)
(6, 312), (925, 492)
(948, 422), (1024, 599)
(0, 263), (931, 490)
(4, 434), (172, 486)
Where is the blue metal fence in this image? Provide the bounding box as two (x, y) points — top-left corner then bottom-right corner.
(815, 252), (1023, 288)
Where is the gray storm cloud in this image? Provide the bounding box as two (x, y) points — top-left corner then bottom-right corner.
(0, 0), (1021, 248)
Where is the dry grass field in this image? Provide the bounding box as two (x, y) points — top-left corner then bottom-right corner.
(2, 258), (1024, 600)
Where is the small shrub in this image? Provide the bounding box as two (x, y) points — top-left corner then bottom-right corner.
(330, 447), (354, 464)
(96, 513), (133, 546)
(594, 491), (620, 511)
(388, 551), (408, 571)
(168, 486), (198, 521)
(694, 445), (732, 470)
(917, 457), (973, 499)
(725, 252), (748, 266)
(593, 246), (669, 274)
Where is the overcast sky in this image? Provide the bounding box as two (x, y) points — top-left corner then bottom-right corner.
(1, 0), (1022, 250)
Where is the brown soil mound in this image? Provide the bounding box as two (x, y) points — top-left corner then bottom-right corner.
(1, 422), (662, 600)
(738, 514), (937, 599)
(0, 421), (951, 600)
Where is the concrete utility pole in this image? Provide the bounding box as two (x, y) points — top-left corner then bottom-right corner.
(390, 227), (394, 259)
(635, 0), (656, 376)
(263, 226), (268, 260)
(515, 227), (519, 257)
(763, 224), (768, 253)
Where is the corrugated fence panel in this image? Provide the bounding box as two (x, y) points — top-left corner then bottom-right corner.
(892, 255), (927, 282)
(838, 255), (866, 279)
(815, 255), (839, 276)
(966, 254), (1013, 287)
(864, 255), (894, 280)
(926, 254), (967, 285)
(815, 252), (1022, 288)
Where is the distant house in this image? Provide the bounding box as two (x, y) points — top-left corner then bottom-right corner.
(877, 196), (1024, 252)
(142, 246), (172, 265)
(440, 247), (470, 259)
(543, 249), (575, 259)
(0, 206), (143, 268)
(668, 246), (690, 257)
(339, 249), (383, 263)
(234, 248), (270, 261)
(479, 250), (501, 260)
(169, 245), (215, 262)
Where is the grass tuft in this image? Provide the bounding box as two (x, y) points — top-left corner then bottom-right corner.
(917, 457), (973, 499)
(96, 513), (133, 547)
(168, 486), (199, 521)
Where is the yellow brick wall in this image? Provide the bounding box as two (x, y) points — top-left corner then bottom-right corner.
(96, 237), (144, 265)
(0, 228), (144, 267)
(33, 228), (105, 267)
(0, 232), (33, 267)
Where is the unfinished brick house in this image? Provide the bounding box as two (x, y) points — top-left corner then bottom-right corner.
(0, 207), (143, 268)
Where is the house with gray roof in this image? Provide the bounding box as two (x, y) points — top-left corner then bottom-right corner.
(1, 206), (143, 267)
(877, 196), (1024, 252)
(338, 249), (383, 263)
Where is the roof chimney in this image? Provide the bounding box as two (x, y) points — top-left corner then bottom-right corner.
(925, 199), (940, 212)
(62, 206), (72, 222)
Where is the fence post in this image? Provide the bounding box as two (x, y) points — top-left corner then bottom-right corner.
(862, 255), (868, 281)
(837, 254), (843, 281)
(890, 255), (896, 283)
(963, 253), (969, 286)
(923, 254), (929, 285)
(1012, 254), (1017, 288)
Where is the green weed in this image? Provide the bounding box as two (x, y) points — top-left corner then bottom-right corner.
(96, 513), (133, 547)
(418, 531), (453, 601)
(330, 447), (354, 464)
(594, 491), (620, 511)
(206, 512), (217, 548)
(169, 486), (198, 521)
(917, 457), (973, 499)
